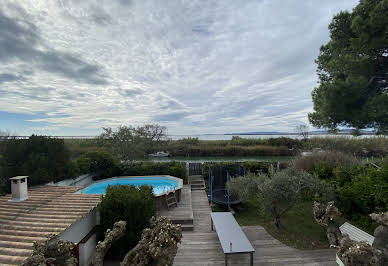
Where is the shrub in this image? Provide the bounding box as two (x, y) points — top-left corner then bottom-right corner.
(337, 167), (388, 232)
(77, 151), (121, 179)
(292, 151), (359, 179)
(267, 137), (303, 149)
(0, 135), (75, 192)
(241, 161), (273, 174)
(122, 161), (187, 183)
(304, 136), (388, 157)
(227, 168), (335, 229)
(99, 185), (156, 258)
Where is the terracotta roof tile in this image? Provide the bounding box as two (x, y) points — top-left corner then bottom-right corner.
(0, 185), (101, 264)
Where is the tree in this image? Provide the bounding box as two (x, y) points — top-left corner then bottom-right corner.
(99, 185), (156, 258)
(309, 0), (388, 134)
(98, 124), (168, 160)
(227, 168), (334, 229)
(295, 124), (309, 141)
(121, 216), (182, 266)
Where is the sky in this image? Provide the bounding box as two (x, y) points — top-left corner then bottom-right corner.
(0, 0), (359, 136)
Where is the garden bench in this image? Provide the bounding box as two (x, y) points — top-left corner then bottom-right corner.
(336, 222), (375, 266)
(210, 212), (255, 266)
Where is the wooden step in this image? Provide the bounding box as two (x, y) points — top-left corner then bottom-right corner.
(190, 184), (205, 190)
(180, 224), (194, 231)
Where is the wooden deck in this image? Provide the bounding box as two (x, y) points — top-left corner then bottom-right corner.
(173, 189), (336, 265)
(157, 185), (194, 226)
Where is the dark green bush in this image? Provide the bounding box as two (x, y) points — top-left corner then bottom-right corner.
(0, 135), (76, 193)
(77, 151), (121, 179)
(122, 161), (187, 183)
(99, 185), (156, 258)
(337, 166), (388, 232)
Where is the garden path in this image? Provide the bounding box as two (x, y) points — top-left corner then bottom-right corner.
(173, 189), (336, 265)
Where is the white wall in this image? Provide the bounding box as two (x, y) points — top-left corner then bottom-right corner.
(59, 208), (99, 265)
(59, 208), (99, 243)
(79, 233), (97, 266)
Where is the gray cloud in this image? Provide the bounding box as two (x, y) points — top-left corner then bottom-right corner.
(0, 3), (108, 85)
(0, 73), (23, 84)
(154, 111), (189, 122)
(0, 0), (359, 135)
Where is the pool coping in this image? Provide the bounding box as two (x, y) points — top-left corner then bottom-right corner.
(78, 175), (183, 197)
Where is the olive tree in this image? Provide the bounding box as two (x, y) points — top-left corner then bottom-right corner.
(228, 168), (334, 229)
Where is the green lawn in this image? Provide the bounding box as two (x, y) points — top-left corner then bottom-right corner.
(213, 200), (332, 250)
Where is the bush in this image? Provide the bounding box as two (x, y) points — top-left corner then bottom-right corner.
(99, 185), (156, 259)
(292, 151), (359, 179)
(122, 161), (187, 183)
(337, 167), (388, 232)
(0, 135), (76, 192)
(304, 136), (388, 157)
(227, 168), (335, 229)
(77, 151), (121, 179)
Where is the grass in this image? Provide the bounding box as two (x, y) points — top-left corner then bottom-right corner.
(213, 200), (331, 250)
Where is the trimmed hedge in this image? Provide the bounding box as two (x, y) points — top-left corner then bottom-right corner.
(99, 185), (156, 258)
(122, 161), (187, 183)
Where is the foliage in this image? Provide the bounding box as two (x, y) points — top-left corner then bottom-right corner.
(77, 151), (121, 179)
(98, 124), (168, 160)
(121, 216), (182, 266)
(233, 200), (331, 249)
(304, 136), (388, 157)
(0, 135), (75, 194)
(292, 151), (359, 179)
(227, 174), (261, 202)
(122, 161), (187, 183)
(336, 166), (388, 232)
(227, 168), (334, 229)
(309, 0), (388, 133)
(99, 185), (156, 258)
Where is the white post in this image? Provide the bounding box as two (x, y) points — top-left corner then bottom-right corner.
(185, 162), (190, 177)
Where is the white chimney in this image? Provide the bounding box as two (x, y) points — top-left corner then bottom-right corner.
(9, 176), (28, 202)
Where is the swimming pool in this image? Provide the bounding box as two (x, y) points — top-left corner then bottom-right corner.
(80, 176), (181, 195)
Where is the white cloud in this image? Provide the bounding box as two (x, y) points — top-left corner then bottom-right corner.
(0, 0), (359, 135)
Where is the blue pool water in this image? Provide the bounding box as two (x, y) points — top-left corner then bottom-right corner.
(81, 176), (179, 195)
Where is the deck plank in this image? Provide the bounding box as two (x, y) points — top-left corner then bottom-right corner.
(174, 189), (336, 265)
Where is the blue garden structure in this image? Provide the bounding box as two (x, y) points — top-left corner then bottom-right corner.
(208, 165), (242, 208)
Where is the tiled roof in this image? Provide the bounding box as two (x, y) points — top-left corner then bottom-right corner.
(0, 186), (101, 265)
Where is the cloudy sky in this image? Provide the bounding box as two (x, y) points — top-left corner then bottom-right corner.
(0, 0), (358, 135)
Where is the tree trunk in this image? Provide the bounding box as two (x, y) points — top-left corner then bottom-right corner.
(91, 221), (127, 266)
(274, 216), (281, 229)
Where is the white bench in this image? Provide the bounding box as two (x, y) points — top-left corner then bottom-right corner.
(336, 222), (375, 266)
(211, 212), (255, 266)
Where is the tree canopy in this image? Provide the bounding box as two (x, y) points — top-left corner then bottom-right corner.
(98, 124), (168, 160)
(309, 0), (388, 134)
